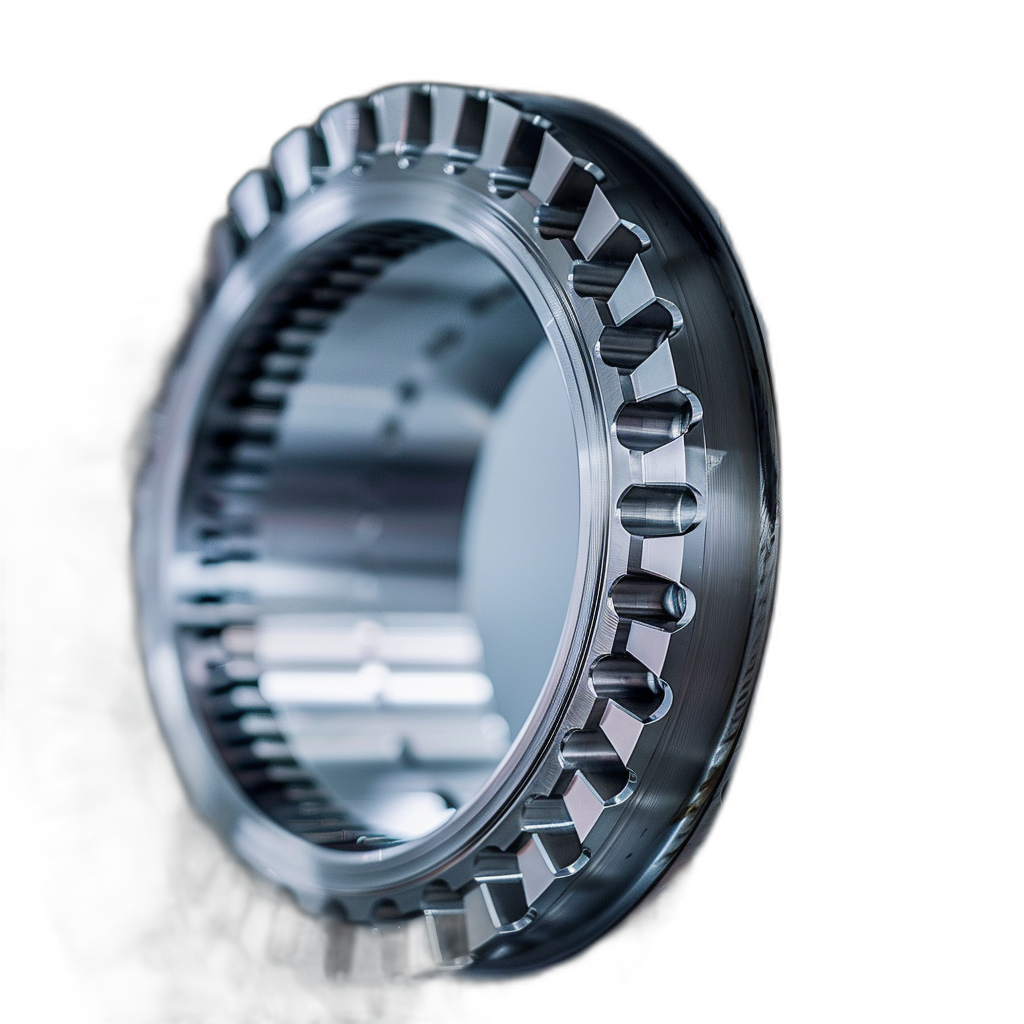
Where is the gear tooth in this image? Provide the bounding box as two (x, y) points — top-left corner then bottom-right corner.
(372, 84), (431, 156)
(517, 833), (588, 906)
(598, 700), (645, 764)
(526, 132), (575, 204)
(561, 771), (610, 841)
(428, 85), (488, 158)
(593, 219), (650, 263)
(462, 884), (496, 951)
(627, 338), (697, 406)
(476, 98), (546, 193)
(574, 186), (618, 259)
(318, 99), (376, 171)
(625, 607), (695, 679)
(527, 132), (605, 208)
(464, 850), (540, 944)
(476, 98), (524, 169)
(640, 435), (691, 485)
(639, 534), (686, 583)
(228, 169), (279, 241)
(607, 254), (656, 325)
(574, 187), (652, 263)
(628, 340), (687, 400)
(517, 835), (557, 905)
(624, 619), (673, 677)
(271, 127), (325, 202)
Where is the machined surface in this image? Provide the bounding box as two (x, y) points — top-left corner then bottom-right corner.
(133, 83), (779, 973)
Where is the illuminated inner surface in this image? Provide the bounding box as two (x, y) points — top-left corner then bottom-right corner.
(217, 234), (580, 842)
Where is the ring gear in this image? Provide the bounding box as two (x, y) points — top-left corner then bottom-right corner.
(133, 84), (779, 974)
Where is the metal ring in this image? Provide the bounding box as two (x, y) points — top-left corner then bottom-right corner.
(133, 83), (780, 974)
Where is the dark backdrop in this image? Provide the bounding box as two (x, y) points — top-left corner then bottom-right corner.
(9, 44), (856, 1024)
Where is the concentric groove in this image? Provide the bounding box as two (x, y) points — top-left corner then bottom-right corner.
(149, 83), (750, 971)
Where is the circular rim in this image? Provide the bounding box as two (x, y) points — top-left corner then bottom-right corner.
(133, 83), (779, 973)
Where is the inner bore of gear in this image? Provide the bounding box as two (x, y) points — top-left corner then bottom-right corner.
(177, 225), (581, 848)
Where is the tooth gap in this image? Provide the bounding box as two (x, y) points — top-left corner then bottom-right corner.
(488, 169), (532, 197)
(453, 93), (488, 155)
(618, 485), (702, 537)
(551, 158), (605, 208)
(533, 830), (584, 872)
(570, 261), (627, 299)
(615, 391), (695, 450)
(560, 729), (621, 770)
(589, 655), (664, 718)
(610, 574), (689, 625)
(535, 204), (584, 239)
(598, 325), (667, 369)
(473, 848), (522, 883)
(404, 89), (432, 151)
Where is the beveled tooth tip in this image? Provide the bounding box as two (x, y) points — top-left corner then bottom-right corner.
(228, 169), (278, 241)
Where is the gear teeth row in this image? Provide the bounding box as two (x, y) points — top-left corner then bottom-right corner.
(187, 86), (716, 965)
(424, 101), (712, 963)
(215, 86), (558, 283)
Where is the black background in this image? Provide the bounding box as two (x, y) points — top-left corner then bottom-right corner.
(9, 44), (856, 1024)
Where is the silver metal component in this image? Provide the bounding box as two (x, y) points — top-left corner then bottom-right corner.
(133, 84), (779, 974)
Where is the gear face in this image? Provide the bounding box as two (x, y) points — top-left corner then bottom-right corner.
(133, 84), (779, 973)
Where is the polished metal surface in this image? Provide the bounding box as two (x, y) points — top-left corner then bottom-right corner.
(133, 84), (779, 973)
